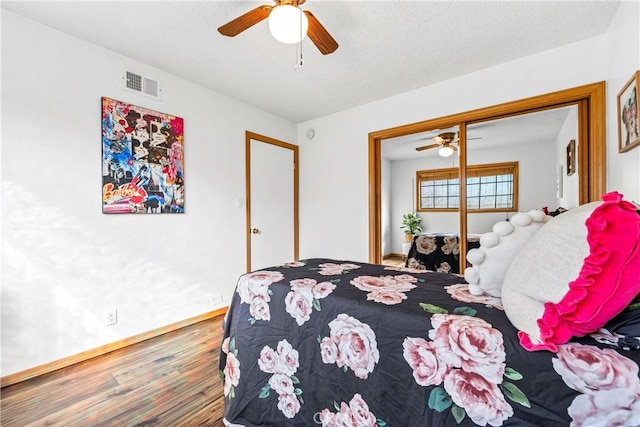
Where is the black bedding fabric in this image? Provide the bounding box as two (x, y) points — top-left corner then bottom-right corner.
(405, 234), (480, 274)
(220, 258), (640, 427)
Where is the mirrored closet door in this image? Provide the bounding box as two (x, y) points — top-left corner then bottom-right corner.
(369, 82), (606, 271)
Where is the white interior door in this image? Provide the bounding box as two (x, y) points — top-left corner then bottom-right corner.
(248, 133), (298, 271)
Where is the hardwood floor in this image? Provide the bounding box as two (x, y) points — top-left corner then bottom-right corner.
(1, 315), (226, 426)
(381, 254), (406, 267)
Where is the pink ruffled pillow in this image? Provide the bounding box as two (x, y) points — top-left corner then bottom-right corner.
(502, 191), (640, 352)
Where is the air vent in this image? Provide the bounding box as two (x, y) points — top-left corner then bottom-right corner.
(123, 71), (162, 100)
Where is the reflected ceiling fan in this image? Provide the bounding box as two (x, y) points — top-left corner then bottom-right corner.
(218, 0), (338, 55)
(415, 132), (482, 157)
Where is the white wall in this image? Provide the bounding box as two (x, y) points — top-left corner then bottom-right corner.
(297, 1), (639, 263)
(555, 107), (580, 209)
(380, 158), (392, 255)
(387, 140), (556, 254)
(1, 11), (296, 376)
(606, 0), (640, 202)
(385, 154), (450, 257)
(297, 37), (609, 262)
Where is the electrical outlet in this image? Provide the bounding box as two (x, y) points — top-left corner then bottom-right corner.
(106, 309), (118, 326)
(210, 294), (223, 306)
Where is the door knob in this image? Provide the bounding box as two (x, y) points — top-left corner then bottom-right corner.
(251, 228), (260, 234)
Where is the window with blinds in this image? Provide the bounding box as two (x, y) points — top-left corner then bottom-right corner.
(417, 162), (518, 212)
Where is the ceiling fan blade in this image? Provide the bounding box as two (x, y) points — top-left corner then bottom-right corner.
(416, 143), (440, 152)
(303, 11), (338, 55)
(451, 136), (483, 144)
(218, 5), (273, 37)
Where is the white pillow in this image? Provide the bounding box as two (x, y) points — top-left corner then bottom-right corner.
(501, 204), (595, 315)
(464, 210), (548, 297)
(502, 192), (640, 351)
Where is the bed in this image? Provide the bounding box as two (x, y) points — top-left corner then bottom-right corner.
(405, 233), (481, 274)
(220, 258), (640, 426)
(220, 193), (640, 426)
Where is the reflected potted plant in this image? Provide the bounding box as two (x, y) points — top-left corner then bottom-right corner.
(401, 212), (423, 243)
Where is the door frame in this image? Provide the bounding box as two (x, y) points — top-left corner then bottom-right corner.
(245, 131), (299, 272)
(368, 81), (606, 266)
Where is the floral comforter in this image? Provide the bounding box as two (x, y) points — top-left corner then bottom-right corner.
(406, 234), (480, 274)
(219, 258), (640, 426)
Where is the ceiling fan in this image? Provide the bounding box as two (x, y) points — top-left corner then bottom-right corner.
(415, 132), (482, 157)
(218, 0), (339, 55)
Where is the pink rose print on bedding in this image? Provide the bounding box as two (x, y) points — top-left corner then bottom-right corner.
(285, 291), (313, 325)
(441, 236), (460, 256)
(269, 373), (295, 395)
(430, 314), (505, 384)
(316, 393), (384, 427)
(236, 270), (284, 323)
(444, 284), (504, 310)
(436, 262), (452, 273)
(350, 275), (417, 305)
(404, 313), (530, 426)
(444, 369), (514, 426)
(383, 265), (432, 274)
(258, 345), (281, 374)
(258, 339), (304, 419)
(403, 337), (448, 386)
(282, 260), (306, 268)
(223, 353), (240, 398)
(351, 275), (418, 292)
(317, 262), (361, 275)
(406, 258), (428, 270)
(416, 235), (437, 255)
(567, 389), (640, 427)
(366, 289), (407, 305)
(277, 392), (302, 419)
(553, 342), (640, 426)
(553, 343), (640, 394)
(320, 314), (380, 379)
(285, 278), (337, 326)
(220, 337), (240, 399)
(249, 296), (270, 321)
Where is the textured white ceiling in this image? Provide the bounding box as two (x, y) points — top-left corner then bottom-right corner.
(382, 106), (574, 161)
(2, 1), (620, 123)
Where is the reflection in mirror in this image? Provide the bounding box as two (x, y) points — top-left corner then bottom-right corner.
(381, 126), (464, 273)
(370, 82), (606, 269)
(465, 106), (579, 242)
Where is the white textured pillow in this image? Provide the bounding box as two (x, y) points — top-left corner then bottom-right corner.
(501, 203), (597, 344)
(502, 192), (640, 352)
(464, 210), (548, 297)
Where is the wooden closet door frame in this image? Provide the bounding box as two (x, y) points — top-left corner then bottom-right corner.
(368, 82), (606, 266)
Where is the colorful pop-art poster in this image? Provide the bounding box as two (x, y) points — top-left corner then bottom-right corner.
(101, 97), (184, 214)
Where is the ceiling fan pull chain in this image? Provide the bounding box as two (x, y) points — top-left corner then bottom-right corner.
(294, 14), (304, 70)
(294, 42), (304, 70)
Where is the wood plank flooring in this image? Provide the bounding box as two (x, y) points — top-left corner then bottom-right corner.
(381, 254), (406, 267)
(0, 315), (226, 426)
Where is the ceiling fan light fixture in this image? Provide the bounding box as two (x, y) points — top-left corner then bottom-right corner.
(268, 5), (308, 44)
(439, 146), (455, 157)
